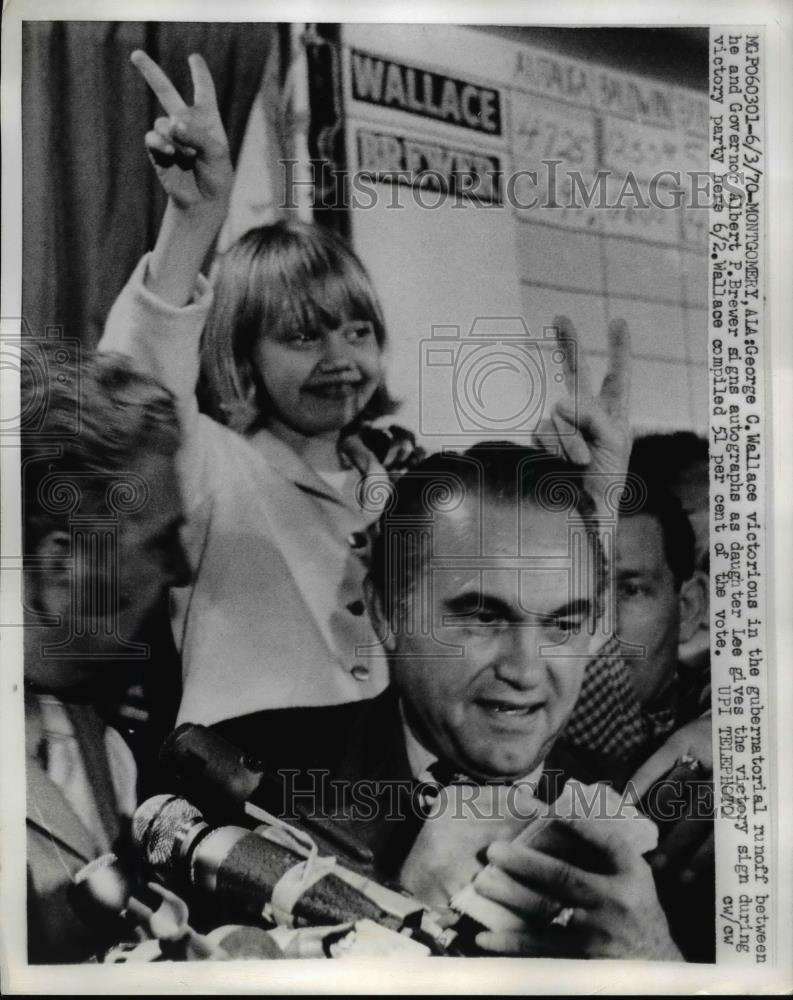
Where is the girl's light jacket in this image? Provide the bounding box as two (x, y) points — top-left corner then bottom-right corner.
(100, 255), (390, 726)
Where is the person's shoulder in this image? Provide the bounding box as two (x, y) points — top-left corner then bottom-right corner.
(212, 698), (379, 773)
(215, 699), (372, 735)
(196, 411), (254, 455)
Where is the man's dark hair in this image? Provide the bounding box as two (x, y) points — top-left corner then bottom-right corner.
(22, 348), (180, 551)
(368, 441), (605, 622)
(620, 469), (696, 589)
(630, 431), (708, 485)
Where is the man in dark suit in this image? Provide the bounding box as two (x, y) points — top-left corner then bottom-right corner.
(214, 435), (686, 960)
(207, 318), (708, 961)
(22, 348), (190, 963)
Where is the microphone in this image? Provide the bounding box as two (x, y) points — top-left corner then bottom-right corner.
(159, 723), (374, 867)
(160, 723), (265, 814)
(132, 794), (457, 952)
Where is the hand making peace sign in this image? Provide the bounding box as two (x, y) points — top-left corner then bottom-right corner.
(131, 50), (233, 215)
(543, 314), (633, 518)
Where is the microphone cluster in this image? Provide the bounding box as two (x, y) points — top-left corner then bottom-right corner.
(71, 724), (460, 960)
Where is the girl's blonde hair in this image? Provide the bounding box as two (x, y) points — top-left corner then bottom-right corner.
(199, 220), (397, 434)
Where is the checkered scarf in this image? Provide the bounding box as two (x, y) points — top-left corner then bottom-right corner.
(563, 635), (678, 759)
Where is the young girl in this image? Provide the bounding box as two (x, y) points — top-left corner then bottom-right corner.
(101, 52), (413, 727)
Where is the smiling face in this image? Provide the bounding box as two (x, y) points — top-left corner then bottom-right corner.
(254, 317), (383, 438)
(390, 496), (597, 781)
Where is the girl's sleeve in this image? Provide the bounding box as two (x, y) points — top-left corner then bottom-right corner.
(99, 252), (217, 515)
(99, 252), (213, 434)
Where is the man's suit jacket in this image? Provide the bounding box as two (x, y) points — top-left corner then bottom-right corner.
(212, 687), (713, 960)
(211, 687), (629, 880)
(26, 701), (130, 964)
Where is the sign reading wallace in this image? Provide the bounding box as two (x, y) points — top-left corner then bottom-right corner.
(350, 49), (502, 136)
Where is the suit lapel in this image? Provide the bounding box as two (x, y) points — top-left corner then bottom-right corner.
(336, 688), (412, 786)
(26, 752), (101, 864)
(66, 702), (120, 848)
(335, 689), (423, 878)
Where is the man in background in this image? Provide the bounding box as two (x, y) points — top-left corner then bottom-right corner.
(22, 347), (189, 962)
(563, 474), (709, 768)
(630, 432), (710, 671)
(615, 480), (708, 724)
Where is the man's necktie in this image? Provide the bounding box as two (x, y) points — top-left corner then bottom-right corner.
(418, 760), (474, 814)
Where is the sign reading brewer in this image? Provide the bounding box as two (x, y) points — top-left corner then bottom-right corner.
(357, 128), (502, 204)
(351, 49), (502, 136)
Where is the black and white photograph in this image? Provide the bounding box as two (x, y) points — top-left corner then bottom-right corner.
(1, 2), (791, 994)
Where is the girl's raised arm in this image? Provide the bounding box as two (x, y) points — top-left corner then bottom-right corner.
(131, 51), (233, 306)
